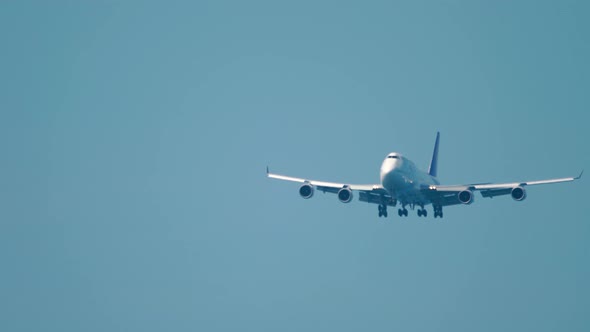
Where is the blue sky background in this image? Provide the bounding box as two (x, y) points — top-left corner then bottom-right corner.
(1, 1), (589, 331)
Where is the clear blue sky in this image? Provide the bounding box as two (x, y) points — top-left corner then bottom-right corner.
(1, 1), (588, 331)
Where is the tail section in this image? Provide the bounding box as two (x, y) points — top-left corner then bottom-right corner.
(428, 132), (440, 178)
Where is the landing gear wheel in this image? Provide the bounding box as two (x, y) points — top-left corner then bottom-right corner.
(398, 209), (403, 217)
(417, 209), (423, 217)
(423, 209), (428, 217)
(378, 205), (387, 218)
(433, 205), (443, 219)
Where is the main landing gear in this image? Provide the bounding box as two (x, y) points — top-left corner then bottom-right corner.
(433, 205), (444, 219)
(397, 208), (408, 217)
(378, 204), (388, 218)
(379, 203), (443, 219)
(417, 208), (428, 217)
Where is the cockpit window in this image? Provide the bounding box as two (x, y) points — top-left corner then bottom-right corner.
(388, 156), (398, 159)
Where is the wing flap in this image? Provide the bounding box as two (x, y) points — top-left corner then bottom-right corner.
(359, 191), (397, 206)
(421, 189), (464, 207)
(480, 188), (512, 198)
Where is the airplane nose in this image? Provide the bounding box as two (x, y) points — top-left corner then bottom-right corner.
(390, 159), (401, 169)
(381, 158), (399, 174)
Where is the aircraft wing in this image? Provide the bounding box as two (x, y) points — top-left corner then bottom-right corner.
(423, 171), (583, 205)
(267, 167), (395, 205)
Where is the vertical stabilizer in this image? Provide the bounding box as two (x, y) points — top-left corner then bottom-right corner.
(428, 132), (440, 178)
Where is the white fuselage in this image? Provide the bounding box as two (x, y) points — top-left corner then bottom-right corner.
(379, 153), (439, 201)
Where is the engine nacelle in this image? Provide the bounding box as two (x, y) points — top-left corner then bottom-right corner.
(337, 187), (353, 203)
(299, 183), (314, 199)
(458, 190), (474, 204)
(511, 186), (527, 201)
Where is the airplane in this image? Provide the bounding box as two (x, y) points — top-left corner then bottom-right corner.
(267, 132), (582, 218)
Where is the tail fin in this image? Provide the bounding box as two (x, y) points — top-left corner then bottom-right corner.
(428, 132), (440, 177)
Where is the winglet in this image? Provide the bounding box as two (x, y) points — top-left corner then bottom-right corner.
(428, 132), (440, 178)
(266, 166), (270, 176)
(575, 170), (583, 180)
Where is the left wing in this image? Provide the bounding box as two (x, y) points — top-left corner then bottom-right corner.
(423, 171), (583, 206)
(266, 167), (395, 205)
(267, 167), (379, 192)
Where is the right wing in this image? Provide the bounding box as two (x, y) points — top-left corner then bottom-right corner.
(422, 171), (583, 206)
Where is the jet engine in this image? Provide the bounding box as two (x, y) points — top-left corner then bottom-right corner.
(458, 190), (474, 204)
(511, 186), (527, 201)
(338, 187), (353, 203)
(299, 183), (314, 199)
